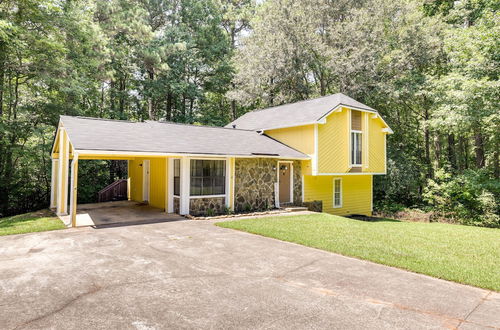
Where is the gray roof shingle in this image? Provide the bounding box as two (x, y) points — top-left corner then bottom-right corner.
(60, 116), (308, 159)
(226, 93), (376, 130)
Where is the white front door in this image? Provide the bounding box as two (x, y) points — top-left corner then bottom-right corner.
(143, 160), (150, 202)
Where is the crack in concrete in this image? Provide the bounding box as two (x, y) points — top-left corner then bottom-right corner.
(456, 291), (494, 329)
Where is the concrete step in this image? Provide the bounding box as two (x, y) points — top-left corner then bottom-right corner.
(284, 206), (308, 212)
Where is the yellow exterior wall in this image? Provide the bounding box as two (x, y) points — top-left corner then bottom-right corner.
(366, 115), (386, 173)
(265, 125), (315, 155)
(318, 107), (349, 173)
(303, 174), (372, 216)
(128, 159), (144, 202)
(128, 157), (167, 210)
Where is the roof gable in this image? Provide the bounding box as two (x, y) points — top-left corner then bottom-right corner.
(226, 93), (381, 131)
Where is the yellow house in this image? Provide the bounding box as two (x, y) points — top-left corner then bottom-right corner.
(51, 93), (392, 226)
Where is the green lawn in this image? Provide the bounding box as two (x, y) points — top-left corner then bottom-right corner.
(0, 210), (66, 236)
(217, 213), (500, 291)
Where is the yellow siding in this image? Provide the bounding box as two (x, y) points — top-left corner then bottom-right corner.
(366, 116), (386, 173)
(128, 157), (167, 210)
(265, 125), (315, 155)
(318, 107), (349, 173)
(149, 158), (167, 209)
(128, 158), (144, 202)
(303, 174), (372, 216)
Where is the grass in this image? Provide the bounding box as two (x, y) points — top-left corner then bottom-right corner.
(216, 213), (500, 291)
(0, 209), (66, 236)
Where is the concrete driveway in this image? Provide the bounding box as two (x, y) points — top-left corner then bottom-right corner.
(0, 219), (498, 330)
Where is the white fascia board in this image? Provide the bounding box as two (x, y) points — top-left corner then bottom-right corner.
(75, 149), (310, 160)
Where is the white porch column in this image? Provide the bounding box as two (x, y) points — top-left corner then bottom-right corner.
(50, 158), (59, 209)
(167, 158), (174, 213)
(179, 157), (190, 215)
(69, 153), (79, 227)
(57, 128), (69, 215)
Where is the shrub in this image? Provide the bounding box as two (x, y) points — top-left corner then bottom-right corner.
(423, 169), (500, 228)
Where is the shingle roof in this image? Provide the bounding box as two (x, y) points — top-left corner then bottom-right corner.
(60, 116), (308, 159)
(226, 93), (377, 130)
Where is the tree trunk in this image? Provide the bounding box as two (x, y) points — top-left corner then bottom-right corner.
(166, 91), (172, 121)
(474, 128), (485, 168)
(447, 133), (456, 171)
(0, 41), (5, 117)
(423, 108), (433, 179)
(494, 139), (499, 179)
(148, 69), (154, 120)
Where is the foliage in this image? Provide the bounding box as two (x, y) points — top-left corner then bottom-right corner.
(0, 0), (498, 227)
(217, 213), (500, 291)
(423, 169), (500, 227)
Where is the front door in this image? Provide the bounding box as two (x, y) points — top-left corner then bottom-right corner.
(143, 160), (150, 202)
(278, 162), (292, 205)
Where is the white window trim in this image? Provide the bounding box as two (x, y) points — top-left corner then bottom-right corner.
(333, 178), (342, 208)
(351, 130), (363, 167)
(189, 158), (227, 198)
(276, 161), (294, 206)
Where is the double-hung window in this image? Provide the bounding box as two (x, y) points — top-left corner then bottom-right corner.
(333, 178), (342, 208)
(351, 131), (362, 166)
(190, 160), (225, 196)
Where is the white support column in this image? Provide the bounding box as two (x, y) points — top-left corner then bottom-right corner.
(179, 157), (190, 215)
(69, 153), (79, 227)
(167, 158), (174, 213)
(50, 158), (58, 209)
(57, 128), (69, 215)
(225, 157), (231, 208)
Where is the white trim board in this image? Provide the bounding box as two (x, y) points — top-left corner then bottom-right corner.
(73, 149), (309, 160)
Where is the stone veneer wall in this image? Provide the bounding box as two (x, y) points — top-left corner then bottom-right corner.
(189, 197), (225, 216)
(173, 197), (180, 214)
(234, 158), (302, 212)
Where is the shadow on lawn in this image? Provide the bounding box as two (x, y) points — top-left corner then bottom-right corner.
(346, 215), (401, 223)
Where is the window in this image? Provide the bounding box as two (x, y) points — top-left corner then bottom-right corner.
(190, 160), (225, 196)
(351, 131), (362, 166)
(173, 159), (180, 196)
(333, 178), (342, 208)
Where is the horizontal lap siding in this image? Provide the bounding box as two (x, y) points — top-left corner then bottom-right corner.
(304, 174), (372, 216)
(149, 158), (166, 210)
(367, 118), (385, 173)
(129, 159), (143, 202)
(265, 125), (315, 155)
(318, 108), (349, 173)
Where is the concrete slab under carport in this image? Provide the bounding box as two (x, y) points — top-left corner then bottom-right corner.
(58, 200), (183, 227)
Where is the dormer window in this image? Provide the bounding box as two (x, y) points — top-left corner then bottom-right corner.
(351, 110), (362, 166)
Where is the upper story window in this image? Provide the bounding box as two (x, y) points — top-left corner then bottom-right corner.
(190, 159), (225, 196)
(351, 110), (362, 166)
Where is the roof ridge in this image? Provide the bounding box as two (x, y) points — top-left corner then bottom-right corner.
(151, 120), (258, 132)
(248, 93), (343, 114)
(62, 115), (138, 123)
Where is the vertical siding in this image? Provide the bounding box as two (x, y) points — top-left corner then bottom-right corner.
(318, 107), (349, 173)
(149, 158), (166, 210)
(265, 125), (315, 155)
(128, 158), (144, 202)
(304, 174), (372, 216)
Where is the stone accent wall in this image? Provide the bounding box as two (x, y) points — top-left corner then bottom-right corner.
(234, 158), (302, 212)
(189, 197), (225, 216)
(292, 160), (302, 205)
(173, 197), (180, 214)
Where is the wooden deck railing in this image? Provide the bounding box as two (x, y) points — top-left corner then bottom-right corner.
(98, 179), (128, 203)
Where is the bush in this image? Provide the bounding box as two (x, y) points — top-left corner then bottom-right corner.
(423, 169), (500, 228)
